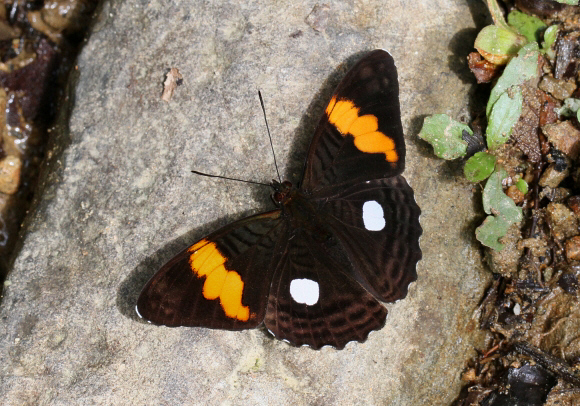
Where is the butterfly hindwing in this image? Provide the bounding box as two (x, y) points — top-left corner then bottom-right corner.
(319, 176), (422, 302)
(137, 211), (287, 330)
(264, 228), (387, 350)
(301, 49), (405, 194)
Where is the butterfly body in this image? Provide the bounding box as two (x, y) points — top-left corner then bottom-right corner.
(137, 50), (422, 349)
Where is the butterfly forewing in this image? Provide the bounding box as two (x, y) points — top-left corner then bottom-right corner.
(137, 211), (287, 329)
(301, 49), (405, 194)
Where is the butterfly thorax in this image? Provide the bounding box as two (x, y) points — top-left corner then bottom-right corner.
(272, 180), (316, 215)
(270, 179), (333, 242)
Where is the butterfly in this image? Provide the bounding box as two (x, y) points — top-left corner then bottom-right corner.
(136, 49), (422, 349)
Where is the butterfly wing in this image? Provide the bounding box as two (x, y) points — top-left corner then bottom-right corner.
(263, 176), (421, 349)
(319, 176), (422, 302)
(264, 227), (387, 350)
(300, 49), (405, 194)
(137, 210), (288, 330)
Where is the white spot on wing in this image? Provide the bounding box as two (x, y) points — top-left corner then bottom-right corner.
(362, 200), (385, 231)
(290, 278), (319, 306)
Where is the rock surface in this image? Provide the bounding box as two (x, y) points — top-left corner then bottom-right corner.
(1, 0), (491, 404)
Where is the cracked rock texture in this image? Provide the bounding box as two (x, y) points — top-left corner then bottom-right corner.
(1, 0), (492, 404)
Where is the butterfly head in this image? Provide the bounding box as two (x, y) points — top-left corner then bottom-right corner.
(271, 180), (294, 205)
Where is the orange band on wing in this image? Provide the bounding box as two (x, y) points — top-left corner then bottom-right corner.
(325, 96), (398, 162)
(188, 239), (250, 321)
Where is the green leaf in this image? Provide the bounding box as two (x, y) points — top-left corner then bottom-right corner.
(476, 168), (523, 250)
(464, 151), (496, 182)
(516, 178), (528, 195)
(418, 114), (470, 160)
(481, 169), (515, 215)
(556, 98), (580, 117)
(542, 25), (559, 58)
(507, 10), (546, 43)
(555, 0), (578, 4)
(474, 25), (528, 65)
(485, 0), (512, 31)
(486, 86), (524, 150)
(487, 42), (539, 118)
(476, 216), (511, 251)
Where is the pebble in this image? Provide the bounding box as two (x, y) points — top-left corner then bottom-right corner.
(543, 121), (580, 160)
(566, 236), (580, 261)
(546, 202), (579, 240)
(0, 155), (21, 194)
(507, 185), (525, 204)
(568, 195), (580, 215)
(538, 76), (577, 100)
(539, 164), (569, 188)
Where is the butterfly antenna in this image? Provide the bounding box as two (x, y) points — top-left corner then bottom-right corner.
(258, 91), (282, 183)
(191, 170), (271, 187)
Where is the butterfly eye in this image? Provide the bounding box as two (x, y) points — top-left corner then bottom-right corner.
(273, 191), (284, 203)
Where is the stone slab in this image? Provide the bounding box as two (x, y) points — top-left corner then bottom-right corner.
(1, 0), (491, 404)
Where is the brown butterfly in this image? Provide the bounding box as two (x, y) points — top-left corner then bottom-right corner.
(137, 50), (422, 349)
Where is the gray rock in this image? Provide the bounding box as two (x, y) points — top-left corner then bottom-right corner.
(0, 0), (491, 404)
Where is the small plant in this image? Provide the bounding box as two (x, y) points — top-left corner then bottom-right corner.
(418, 0), (569, 251)
(421, 1), (580, 403)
